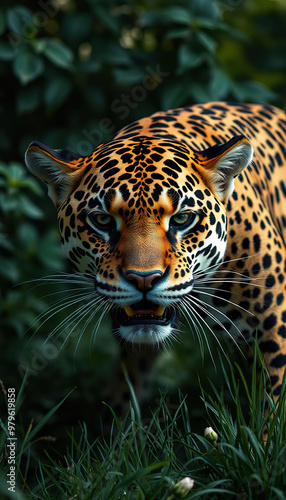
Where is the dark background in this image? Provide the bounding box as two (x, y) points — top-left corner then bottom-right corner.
(0, 0), (285, 475)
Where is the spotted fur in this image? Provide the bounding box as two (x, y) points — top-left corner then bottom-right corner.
(25, 102), (286, 402)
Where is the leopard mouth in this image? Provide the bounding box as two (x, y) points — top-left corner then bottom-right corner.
(117, 300), (176, 326)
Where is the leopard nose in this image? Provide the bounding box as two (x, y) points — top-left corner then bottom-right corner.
(125, 270), (163, 291)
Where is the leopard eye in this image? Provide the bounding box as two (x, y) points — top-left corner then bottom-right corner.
(170, 212), (198, 229)
(88, 213), (114, 230)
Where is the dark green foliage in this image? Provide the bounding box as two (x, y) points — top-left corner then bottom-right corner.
(0, 0), (285, 161)
(2, 349), (286, 498)
(0, 0), (286, 497)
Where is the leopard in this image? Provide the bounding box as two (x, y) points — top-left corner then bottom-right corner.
(25, 101), (286, 417)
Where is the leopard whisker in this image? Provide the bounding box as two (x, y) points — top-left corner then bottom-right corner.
(45, 288), (94, 305)
(71, 298), (108, 355)
(194, 251), (262, 279)
(178, 303), (206, 358)
(162, 325), (182, 350)
(27, 295), (105, 361)
(59, 299), (104, 352)
(29, 291), (97, 335)
(19, 271), (95, 289)
(81, 300), (107, 345)
(90, 301), (113, 349)
(192, 287), (255, 316)
(195, 278), (266, 288)
(194, 268), (263, 280)
(45, 295), (104, 344)
(160, 332), (181, 356)
(184, 294), (245, 353)
(195, 270), (264, 282)
(67, 300), (106, 349)
(38, 285), (94, 301)
(24, 291), (98, 349)
(180, 297), (221, 365)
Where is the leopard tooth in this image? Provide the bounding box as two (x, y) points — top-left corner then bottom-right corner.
(123, 305), (166, 318)
(156, 306), (165, 316)
(124, 306), (135, 317)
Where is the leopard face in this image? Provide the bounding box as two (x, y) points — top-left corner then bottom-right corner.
(58, 138), (232, 344)
(25, 131), (252, 345)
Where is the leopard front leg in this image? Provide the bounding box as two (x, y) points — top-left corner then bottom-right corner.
(258, 317), (286, 400)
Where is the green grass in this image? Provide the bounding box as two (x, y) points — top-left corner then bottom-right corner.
(1, 345), (286, 499)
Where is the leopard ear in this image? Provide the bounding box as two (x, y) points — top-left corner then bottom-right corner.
(197, 135), (253, 203)
(25, 141), (85, 207)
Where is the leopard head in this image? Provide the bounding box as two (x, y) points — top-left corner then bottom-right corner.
(25, 135), (252, 345)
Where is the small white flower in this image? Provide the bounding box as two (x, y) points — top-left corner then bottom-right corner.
(168, 477), (194, 498)
(204, 426), (218, 445)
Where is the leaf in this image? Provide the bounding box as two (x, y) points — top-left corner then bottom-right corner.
(141, 7), (192, 27)
(0, 162), (42, 195)
(0, 233), (14, 252)
(37, 231), (64, 269)
(7, 6), (34, 37)
(18, 222), (38, 248)
(0, 257), (19, 282)
(188, 82), (210, 103)
(177, 44), (204, 74)
(192, 0), (221, 20)
(197, 30), (217, 53)
(17, 194), (43, 219)
(0, 41), (15, 61)
(42, 39), (74, 69)
(161, 81), (189, 109)
(164, 28), (190, 40)
(1, 162), (25, 180)
(194, 16), (223, 30)
(93, 5), (120, 35)
(19, 389), (75, 456)
(0, 193), (17, 213)
(135, 486), (145, 500)
(209, 68), (230, 100)
(13, 50), (44, 84)
(231, 80), (277, 102)
(44, 77), (72, 109)
(239, 81), (277, 102)
(108, 461), (169, 498)
(32, 38), (47, 54)
(113, 66), (146, 85)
